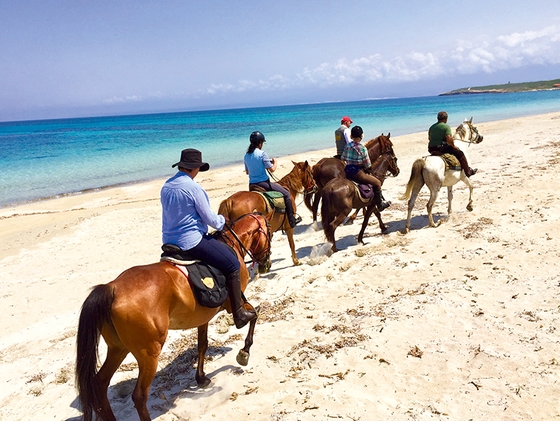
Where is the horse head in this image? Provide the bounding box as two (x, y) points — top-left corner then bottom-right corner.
(455, 118), (483, 144)
(226, 213), (273, 274)
(292, 160), (317, 194)
(371, 144), (400, 180)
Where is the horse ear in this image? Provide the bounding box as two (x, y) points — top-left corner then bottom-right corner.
(387, 132), (391, 138)
(468, 117), (473, 123)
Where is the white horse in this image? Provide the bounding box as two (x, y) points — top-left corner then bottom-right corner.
(400, 117), (484, 233)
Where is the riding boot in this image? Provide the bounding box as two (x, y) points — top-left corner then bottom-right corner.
(457, 154), (477, 177)
(373, 187), (391, 211)
(226, 270), (257, 329)
(286, 205), (301, 228)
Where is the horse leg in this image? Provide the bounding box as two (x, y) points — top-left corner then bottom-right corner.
(129, 337), (166, 421)
(130, 352), (161, 421)
(345, 209), (360, 225)
(195, 324), (211, 388)
(446, 186), (454, 215)
(463, 178), (474, 211)
(404, 181), (424, 233)
(372, 206), (387, 233)
(328, 211), (350, 252)
(285, 226), (301, 266)
(236, 313), (258, 366)
(94, 342), (129, 421)
(357, 205), (373, 244)
(426, 185), (442, 228)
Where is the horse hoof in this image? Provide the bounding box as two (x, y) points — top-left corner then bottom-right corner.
(466, 205), (473, 212)
(237, 349), (250, 366)
(196, 375), (211, 388)
(293, 258), (301, 266)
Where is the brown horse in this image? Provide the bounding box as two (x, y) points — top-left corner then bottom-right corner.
(304, 134), (394, 224)
(218, 160), (315, 266)
(321, 145), (400, 252)
(75, 213), (272, 421)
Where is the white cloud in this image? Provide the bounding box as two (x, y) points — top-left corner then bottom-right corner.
(203, 25), (560, 96)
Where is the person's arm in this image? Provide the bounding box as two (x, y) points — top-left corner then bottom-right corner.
(445, 133), (457, 148)
(262, 152), (277, 172)
(193, 186), (225, 230)
(344, 128), (352, 144)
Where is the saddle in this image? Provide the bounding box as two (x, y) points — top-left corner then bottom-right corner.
(351, 181), (374, 202)
(430, 152), (461, 171)
(248, 186), (286, 213)
(345, 173), (375, 202)
(160, 244), (228, 308)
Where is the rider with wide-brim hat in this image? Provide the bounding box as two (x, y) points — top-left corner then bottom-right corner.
(161, 148), (257, 328)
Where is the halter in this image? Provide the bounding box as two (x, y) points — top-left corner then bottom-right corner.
(223, 213), (272, 265)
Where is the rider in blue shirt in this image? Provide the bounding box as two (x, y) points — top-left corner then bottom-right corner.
(161, 148), (257, 328)
(244, 131), (300, 227)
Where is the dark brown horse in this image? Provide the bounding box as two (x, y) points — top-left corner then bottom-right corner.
(321, 145), (400, 252)
(304, 133), (394, 224)
(76, 213), (272, 421)
(218, 160), (315, 266)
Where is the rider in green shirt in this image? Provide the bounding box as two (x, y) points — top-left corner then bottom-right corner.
(428, 111), (477, 177)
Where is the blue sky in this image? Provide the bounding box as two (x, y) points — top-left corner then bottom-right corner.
(1, 0), (559, 122)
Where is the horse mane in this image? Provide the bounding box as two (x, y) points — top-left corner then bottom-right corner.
(364, 133), (393, 153)
(455, 123), (466, 139)
(279, 162), (307, 193)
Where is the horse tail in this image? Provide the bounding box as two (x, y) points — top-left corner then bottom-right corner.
(399, 158), (425, 201)
(76, 284), (115, 421)
(303, 190), (315, 213)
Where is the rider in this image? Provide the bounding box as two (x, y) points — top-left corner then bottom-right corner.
(244, 131), (301, 228)
(428, 111), (477, 177)
(342, 125), (391, 211)
(334, 116), (353, 159)
(161, 148), (257, 328)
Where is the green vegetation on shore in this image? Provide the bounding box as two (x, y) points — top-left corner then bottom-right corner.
(440, 78), (560, 96)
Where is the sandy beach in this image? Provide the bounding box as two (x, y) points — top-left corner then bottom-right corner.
(1, 111), (559, 420)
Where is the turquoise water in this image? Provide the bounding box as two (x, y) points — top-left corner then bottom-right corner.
(1, 90), (560, 208)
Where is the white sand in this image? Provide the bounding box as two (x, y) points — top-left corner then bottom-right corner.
(1, 112), (559, 420)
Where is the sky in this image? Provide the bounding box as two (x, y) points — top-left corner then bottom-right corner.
(1, 0), (559, 122)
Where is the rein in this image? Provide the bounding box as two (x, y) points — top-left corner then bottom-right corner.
(223, 213), (271, 265)
(371, 151), (398, 180)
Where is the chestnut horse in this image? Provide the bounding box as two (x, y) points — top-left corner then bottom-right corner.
(304, 134), (393, 224)
(76, 213), (272, 421)
(400, 118), (484, 232)
(321, 144), (400, 252)
(218, 160), (315, 266)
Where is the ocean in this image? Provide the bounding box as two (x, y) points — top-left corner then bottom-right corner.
(1, 90), (560, 208)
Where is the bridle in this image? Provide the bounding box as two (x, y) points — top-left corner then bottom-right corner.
(455, 121), (483, 145)
(223, 213), (272, 265)
(371, 149), (399, 180)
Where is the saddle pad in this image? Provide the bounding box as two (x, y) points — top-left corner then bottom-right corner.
(260, 191), (286, 213)
(165, 261), (228, 308)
